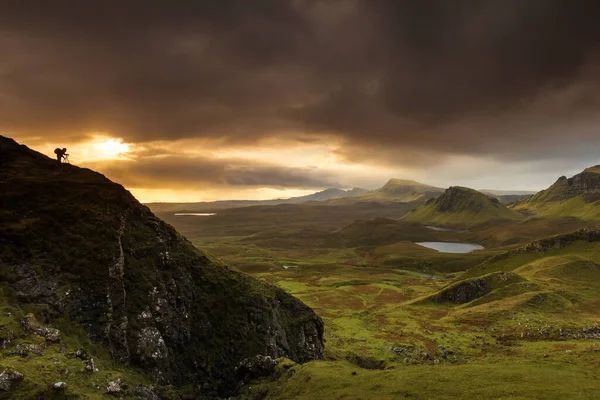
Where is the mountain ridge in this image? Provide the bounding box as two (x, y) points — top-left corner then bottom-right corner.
(514, 165), (600, 219)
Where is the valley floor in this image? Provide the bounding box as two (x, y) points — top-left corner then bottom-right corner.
(156, 207), (600, 399)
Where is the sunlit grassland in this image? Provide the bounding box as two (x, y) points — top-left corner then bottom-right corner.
(246, 356), (600, 400)
(155, 204), (600, 398)
(224, 234), (600, 398)
(514, 194), (600, 220)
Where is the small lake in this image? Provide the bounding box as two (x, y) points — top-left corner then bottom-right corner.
(415, 242), (485, 253)
(174, 213), (216, 216)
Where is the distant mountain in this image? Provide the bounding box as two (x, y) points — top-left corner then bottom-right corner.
(148, 179), (445, 214)
(405, 186), (523, 227)
(291, 187), (367, 202)
(480, 189), (537, 196)
(147, 187), (368, 213)
(513, 166), (600, 219)
(356, 179), (445, 202)
(479, 189), (536, 205)
(491, 194), (534, 204)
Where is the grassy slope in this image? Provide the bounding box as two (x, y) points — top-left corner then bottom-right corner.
(405, 187), (523, 228)
(515, 195), (600, 220)
(248, 359), (599, 400)
(431, 232), (600, 330)
(239, 232), (600, 399)
(0, 294), (166, 399)
(513, 168), (600, 220)
(151, 176), (600, 398)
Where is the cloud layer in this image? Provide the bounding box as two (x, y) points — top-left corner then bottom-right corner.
(2, 1), (600, 197)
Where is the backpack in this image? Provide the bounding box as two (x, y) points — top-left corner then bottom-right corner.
(54, 148), (61, 155)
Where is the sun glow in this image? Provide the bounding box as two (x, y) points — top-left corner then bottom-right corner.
(92, 137), (131, 159)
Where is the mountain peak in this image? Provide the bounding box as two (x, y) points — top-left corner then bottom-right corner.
(381, 178), (439, 190)
(405, 186), (521, 227)
(358, 178), (444, 202)
(525, 165), (600, 205)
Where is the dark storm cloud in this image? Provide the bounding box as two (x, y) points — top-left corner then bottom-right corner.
(83, 155), (340, 189)
(2, 0), (600, 161)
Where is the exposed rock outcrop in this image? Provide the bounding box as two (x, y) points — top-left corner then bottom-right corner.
(518, 166), (600, 211)
(482, 229), (600, 266)
(0, 368), (24, 391)
(422, 272), (524, 304)
(0, 136), (324, 395)
(21, 314), (60, 342)
(546, 169), (600, 202)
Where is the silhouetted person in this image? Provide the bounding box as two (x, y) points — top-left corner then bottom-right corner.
(54, 148), (68, 163)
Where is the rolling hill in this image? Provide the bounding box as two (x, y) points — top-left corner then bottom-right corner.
(424, 229), (600, 326)
(404, 186), (523, 228)
(513, 166), (600, 220)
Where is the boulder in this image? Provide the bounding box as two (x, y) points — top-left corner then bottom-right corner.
(21, 314), (61, 342)
(6, 343), (45, 357)
(106, 378), (126, 394)
(84, 358), (96, 372)
(0, 368), (24, 391)
(52, 381), (68, 391)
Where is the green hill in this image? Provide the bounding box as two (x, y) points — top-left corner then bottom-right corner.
(0, 136), (323, 398)
(242, 229), (600, 400)
(357, 178), (444, 202)
(429, 229), (600, 325)
(513, 166), (600, 220)
(404, 186), (523, 228)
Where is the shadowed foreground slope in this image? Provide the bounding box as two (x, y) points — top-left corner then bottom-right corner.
(0, 136), (323, 397)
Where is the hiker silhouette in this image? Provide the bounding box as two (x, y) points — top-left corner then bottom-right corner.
(54, 148), (69, 163)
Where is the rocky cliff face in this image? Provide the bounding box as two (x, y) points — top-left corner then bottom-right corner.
(559, 169), (600, 201)
(0, 137), (323, 396)
(481, 229), (600, 265)
(424, 272), (524, 304)
(526, 167), (600, 205)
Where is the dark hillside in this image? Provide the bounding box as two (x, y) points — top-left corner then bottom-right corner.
(0, 136), (323, 396)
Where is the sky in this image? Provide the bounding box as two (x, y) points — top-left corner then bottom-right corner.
(2, 1), (600, 202)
